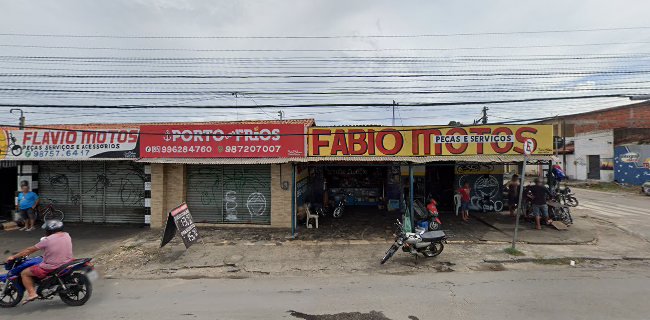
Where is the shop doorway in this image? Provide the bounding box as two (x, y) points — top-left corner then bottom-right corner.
(0, 166), (17, 220)
(297, 164), (403, 238)
(425, 163), (456, 212)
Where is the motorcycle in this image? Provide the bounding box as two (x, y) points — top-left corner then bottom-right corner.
(557, 187), (579, 207)
(547, 200), (573, 225)
(0, 256), (96, 308)
(381, 220), (447, 264)
(331, 193), (350, 219)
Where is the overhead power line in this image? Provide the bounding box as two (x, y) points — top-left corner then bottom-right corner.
(0, 94), (628, 109)
(0, 26), (648, 39)
(1, 40), (650, 52)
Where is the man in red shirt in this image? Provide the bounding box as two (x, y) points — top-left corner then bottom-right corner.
(458, 182), (471, 222)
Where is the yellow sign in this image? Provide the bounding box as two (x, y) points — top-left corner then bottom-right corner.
(309, 125), (553, 157)
(0, 130), (7, 160)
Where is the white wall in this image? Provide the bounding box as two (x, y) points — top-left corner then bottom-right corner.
(572, 130), (614, 181)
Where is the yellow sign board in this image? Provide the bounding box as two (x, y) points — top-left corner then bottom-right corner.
(0, 130), (7, 160)
(309, 125), (553, 157)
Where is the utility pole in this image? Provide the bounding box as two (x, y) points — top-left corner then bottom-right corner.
(481, 106), (489, 124)
(391, 100), (397, 126)
(10, 108), (25, 129)
(473, 106), (489, 125)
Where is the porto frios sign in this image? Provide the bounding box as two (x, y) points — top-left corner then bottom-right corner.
(308, 125), (553, 156)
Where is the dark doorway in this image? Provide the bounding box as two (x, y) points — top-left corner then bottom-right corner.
(425, 164), (455, 211)
(0, 166), (17, 220)
(587, 155), (601, 180)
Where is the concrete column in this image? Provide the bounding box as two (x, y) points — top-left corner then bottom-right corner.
(271, 163), (292, 228)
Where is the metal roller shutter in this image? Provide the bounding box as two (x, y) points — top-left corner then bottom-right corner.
(186, 165), (223, 223)
(38, 161), (144, 224)
(80, 162), (105, 223)
(104, 162), (145, 224)
(222, 165), (271, 225)
(186, 165), (271, 225)
(37, 162), (82, 222)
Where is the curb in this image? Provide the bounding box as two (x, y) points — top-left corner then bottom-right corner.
(484, 256), (650, 264)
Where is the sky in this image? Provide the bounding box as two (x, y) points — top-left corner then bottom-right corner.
(0, 0), (649, 126)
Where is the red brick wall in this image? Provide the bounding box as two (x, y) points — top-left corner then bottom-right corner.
(561, 102), (650, 134)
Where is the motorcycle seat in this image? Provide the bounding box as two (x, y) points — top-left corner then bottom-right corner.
(420, 230), (446, 242)
(51, 258), (91, 276)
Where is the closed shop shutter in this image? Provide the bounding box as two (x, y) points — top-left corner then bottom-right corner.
(186, 165), (223, 223)
(186, 165), (271, 225)
(37, 162), (82, 222)
(104, 162), (145, 224)
(222, 165), (271, 225)
(38, 161), (144, 224)
(80, 162), (105, 223)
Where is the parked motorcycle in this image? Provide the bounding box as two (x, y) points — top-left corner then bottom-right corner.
(0, 256), (97, 308)
(331, 193), (351, 219)
(547, 200), (573, 225)
(557, 187), (579, 207)
(381, 220), (447, 264)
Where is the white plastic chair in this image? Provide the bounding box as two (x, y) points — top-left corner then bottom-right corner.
(453, 194), (462, 216)
(305, 203), (319, 229)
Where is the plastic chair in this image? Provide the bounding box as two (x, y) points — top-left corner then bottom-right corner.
(453, 194), (462, 216)
(305, 203), (319, 229)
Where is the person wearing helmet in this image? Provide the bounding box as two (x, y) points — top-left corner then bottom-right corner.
(5, 220), (73, 304)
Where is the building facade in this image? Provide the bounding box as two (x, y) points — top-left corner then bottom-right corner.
(537, 100), (650, 184)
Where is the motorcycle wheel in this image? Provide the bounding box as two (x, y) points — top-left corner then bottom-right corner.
(332, 207), (343, 219)
(59, 273), (92, 307)
(561, 208), (573, 225)
(380, 244), (399, 264)
(422, 241), (444, 258)
(428, 220), (440, 231)
(0, 283), (23, 308)
(566, 197), (579, 207)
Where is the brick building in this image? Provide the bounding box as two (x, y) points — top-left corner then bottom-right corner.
(537, 100), (650, 183)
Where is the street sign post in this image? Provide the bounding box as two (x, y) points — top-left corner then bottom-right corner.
(512, 139), (535, 249)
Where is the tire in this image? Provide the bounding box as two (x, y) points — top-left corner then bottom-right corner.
(380, 244), (399, 264)
(429, 220), (440, 231)
(562, 208), (573, 225)
(44, 209), (64, 221)
(332, 207), (343, 219)
(59, 274), (92, 307)
(423, 241), (444, 258)
(0, 282), (24, 308)
(566, 197), (579, 207)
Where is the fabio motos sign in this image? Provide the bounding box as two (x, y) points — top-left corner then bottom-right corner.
(1, 129), (140, 160)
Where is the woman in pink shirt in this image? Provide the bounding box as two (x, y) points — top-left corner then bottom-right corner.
(6, 220), (73, 304)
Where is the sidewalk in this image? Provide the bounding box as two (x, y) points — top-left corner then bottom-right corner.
(1, 223), (145, 257)
(90, 212), (650, 280)
(470, 211), (597, 244)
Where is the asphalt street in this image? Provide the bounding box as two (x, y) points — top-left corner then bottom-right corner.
(4, 266), (650, 320)
(574, 188), (650, 241)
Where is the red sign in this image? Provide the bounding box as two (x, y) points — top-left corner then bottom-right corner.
(140, 124), (306, 158)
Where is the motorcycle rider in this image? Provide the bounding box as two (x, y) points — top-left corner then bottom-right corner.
(5, 220), (73, 304)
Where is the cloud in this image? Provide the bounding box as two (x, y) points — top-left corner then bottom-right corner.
(0, 0), (648, 125)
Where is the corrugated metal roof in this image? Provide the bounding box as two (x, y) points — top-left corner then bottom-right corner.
(306, 154), (551, 163)
(0, 119), (315, 131)
(136, 154), (551, 165)
(137, 157), (307, 164)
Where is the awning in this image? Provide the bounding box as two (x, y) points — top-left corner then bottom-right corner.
(137, 157), (307, 164)
(305, 154), (551, 163)
(137, 154), (551, 165)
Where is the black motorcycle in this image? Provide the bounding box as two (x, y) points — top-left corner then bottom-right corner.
(557, 187), (579, 207)
(381, 220), (447, 264)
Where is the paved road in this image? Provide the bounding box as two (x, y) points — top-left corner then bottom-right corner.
(4, 266), (650, 320)
(573, 188), (650, 241)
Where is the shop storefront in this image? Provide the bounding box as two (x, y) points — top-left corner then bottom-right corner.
(300, 124), (554, 232)
(0, 126), (144, 224)
(139, 120), (311, 227)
